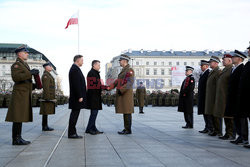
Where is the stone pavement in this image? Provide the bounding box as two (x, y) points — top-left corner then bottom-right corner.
(0, 105), (249, 167)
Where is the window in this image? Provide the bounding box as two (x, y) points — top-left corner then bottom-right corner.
(161, 62), (164, 66)
(169, 79), (172, 86)
(154, 69), (157, 75)
(154, 62), (157, 66)
(184, 62), (187, 65)
(146, 69), (150, 75)
(161, 69), (165, 75)
(136, 61), (139, 65)
(146, 62), (149, 65)
(168, 69), (172, 75)
(169, 62), (172, 66)
(176, 62), (179, 65)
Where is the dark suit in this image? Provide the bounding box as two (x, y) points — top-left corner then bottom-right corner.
(178, 74), (195, 127)
(68, 64), (87, 136)
(225, 63), (244, 140)
(197, 69), (212, 131)
(238, 61), (250, 141)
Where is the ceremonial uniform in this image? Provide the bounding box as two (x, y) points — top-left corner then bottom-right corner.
(109, 54), (135, 134)
(136, 83), (146, 113)
(5, 46), (39, 145)
(178, 66), (195, 128)
(40, 63), (56, 131)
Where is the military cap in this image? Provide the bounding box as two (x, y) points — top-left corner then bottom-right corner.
(15, 45), (29, 54)
(119, 54), (130, 61)
(247, 41), (250, 50)
(209, 56), (220, 63)
(186, 66), (194, 71)
(139, 81), (143, 84)
(222, 54), (232, 59)
(233, 50), (247, 59)
(43, 62), (52, 68)
(200, 60), (209, 66)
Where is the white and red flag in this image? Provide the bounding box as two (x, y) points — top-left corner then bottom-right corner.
(65, 12), (78, 29)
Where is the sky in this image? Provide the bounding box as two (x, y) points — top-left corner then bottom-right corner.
(0, 0), (250, 95)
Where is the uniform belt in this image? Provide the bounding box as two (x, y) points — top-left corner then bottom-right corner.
(15, 79), (32, 84)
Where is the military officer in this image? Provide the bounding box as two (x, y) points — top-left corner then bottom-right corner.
(197, 60), (211, 133)
(214, 54), (234, 140)
(136, 81), (146, 114)
(108, 54), (135, 135)
(225, 50), (247, 145)
(5, 45), (39, 145)
(178, 66), (195, 129)
(40, 62), (56, 131)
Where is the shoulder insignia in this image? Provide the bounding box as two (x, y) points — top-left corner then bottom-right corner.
(191, 80), (194, 83)
(14, 64), (19, 68)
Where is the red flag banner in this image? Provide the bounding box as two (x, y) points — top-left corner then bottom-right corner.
(65, 12), (78, 29)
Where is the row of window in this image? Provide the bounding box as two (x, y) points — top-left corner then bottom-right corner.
(135, 61), (198, 66)
(134, 69), (172, 76)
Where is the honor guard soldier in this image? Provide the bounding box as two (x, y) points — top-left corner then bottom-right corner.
(40, 62), (56, 131)
(108, 54), (135, 135)
(5, 45), (39, 145)
(178, 66), (195, 129)
(136, 81), (146, 114)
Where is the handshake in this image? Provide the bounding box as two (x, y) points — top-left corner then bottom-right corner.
(103, 85), (111, 91)
(30, 69), (40, 75)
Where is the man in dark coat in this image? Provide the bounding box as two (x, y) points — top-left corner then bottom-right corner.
(86, 60), (106, 135)
(224, 50), (247, 145)
(136, 82), (146, 114)
(197, 60), (212, 133)
(68, 55), (87, 139)
(40, 62), (56, 131)
(238, 45), (250, 148)
(5, 45), (39, 145)
(178, 66), (195, 129)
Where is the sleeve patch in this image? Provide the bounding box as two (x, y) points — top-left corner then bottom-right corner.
(14, 64), (19, 68)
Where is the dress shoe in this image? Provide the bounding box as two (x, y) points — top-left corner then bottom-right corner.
(85, 130), (97, 135)
(96, 130), (104, 134)
(182, 126), (193, 129)
(118, 129), (132, 135)
(12, 137), (31, 145)
(42, 126), (54, 131)
(219, 135), (229, 140)
(199, 129), (209, 133)
(230, 138), (243, 144)
(68, 134), (83, 139)
(238, 140), (249, 145)
(139, 112), (144, 114)
(244, 144), (250, 149)
(208, 131), (217, 136)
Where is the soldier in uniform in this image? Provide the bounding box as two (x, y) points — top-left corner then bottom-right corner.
(136, 81), (146, 114)
(5, 46), (39, 145)
(239, 43), (250, 148)
(225, 50), (247, 145)
(197, 60), (211, 133)
(213, 54), (234, 140)
(178, 66), (195, 129)
(205, 56), (222, 136)
(108, 54), (135, 135)
(40, 62), (56, 131)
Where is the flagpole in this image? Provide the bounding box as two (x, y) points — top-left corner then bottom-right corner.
(78, 10), (79, 54)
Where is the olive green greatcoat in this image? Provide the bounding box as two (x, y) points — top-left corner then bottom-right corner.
(136, 86), (146, 107)
(5, 57), (33, 122)
(213, 65), (233, 117)
(110, 65), (135, 114)
(205, 66), (221, 115)
(40, 70), (56, 115)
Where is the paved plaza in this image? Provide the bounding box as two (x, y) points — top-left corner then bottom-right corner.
(0, 105), (249, 167)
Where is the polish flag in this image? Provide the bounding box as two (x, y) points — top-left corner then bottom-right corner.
(65, 12), (78, 29)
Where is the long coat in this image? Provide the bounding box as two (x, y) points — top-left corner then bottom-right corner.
(40, 70), (56, 115)
(5, 57), (33, 122)
(136, 85), (146, 107)
(213, 65), (233, 118)
(68, 64), (87, 110)
(224, 63), (244, 117)
(86, 68), (103, 110)
(178, 74), (195, 114)
(239, 61), (250, 117)
(205, 67), (221, 115)
(197, 69), (209, 115)
(110, 64), (134, 114)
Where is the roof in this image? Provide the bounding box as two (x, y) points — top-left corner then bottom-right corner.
(0, 43), (56, 70)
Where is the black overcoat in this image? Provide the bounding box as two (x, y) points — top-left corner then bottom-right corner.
(197, 69), (209, 115)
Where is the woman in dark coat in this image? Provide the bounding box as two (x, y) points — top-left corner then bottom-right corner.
(86, 60), (106, 135)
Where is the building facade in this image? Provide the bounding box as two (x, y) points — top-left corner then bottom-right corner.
(0, 43), (57, 92)
(106, 49), (246, 92)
